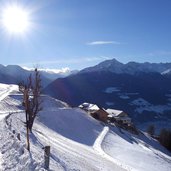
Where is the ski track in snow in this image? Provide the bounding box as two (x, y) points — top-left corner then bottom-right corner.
(93, 126), (133, 171)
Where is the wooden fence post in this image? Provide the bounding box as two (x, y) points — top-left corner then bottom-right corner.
(44, 146), (50, 169)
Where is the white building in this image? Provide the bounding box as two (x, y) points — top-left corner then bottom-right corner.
(106, 108), (131, 124)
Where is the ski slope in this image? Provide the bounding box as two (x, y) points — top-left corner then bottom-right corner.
(0, 83), (171, 170)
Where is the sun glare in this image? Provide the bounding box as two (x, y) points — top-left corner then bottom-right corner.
(1, 5), (30, 34)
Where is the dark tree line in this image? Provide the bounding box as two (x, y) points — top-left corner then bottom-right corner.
(159, 128), (171, 151)
(147, 125), (171, 152)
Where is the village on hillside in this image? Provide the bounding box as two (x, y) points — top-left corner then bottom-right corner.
(79, 102), (138, 134)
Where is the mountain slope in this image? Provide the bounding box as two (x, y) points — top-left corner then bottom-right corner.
(0, 83), (125, 171)
(0, 83), (171, 170)
(102, 127), (171, 171)
(43, 71), (171, 123)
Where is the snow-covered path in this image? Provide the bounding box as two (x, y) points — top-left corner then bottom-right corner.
(93, 126), (109, 150)
(0, 84), (18, 120)
(0, 85), (17, 101)
(93, 126), (133, 171)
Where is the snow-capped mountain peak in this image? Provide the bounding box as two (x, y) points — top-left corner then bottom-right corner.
(81, 58), (171, 75)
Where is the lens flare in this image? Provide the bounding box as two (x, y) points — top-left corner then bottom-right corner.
(1, 5), (30, 34)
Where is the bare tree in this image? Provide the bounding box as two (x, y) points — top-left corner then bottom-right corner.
(19, 68), (42, 151)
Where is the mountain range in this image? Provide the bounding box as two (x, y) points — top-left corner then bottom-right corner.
(0, 64), (76, 87)
(43, 59), (171, 130)
(81, 58), (171, 75)
(0, 59), (171, 130)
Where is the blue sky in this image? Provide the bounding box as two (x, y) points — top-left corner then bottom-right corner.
(0, 0), (171, 70)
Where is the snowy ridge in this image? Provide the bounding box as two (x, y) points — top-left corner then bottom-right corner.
(81, 58), (171, 75)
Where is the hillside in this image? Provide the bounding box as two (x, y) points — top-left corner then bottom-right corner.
(0, 83), (171, 170)
(43, 71), (171, 127)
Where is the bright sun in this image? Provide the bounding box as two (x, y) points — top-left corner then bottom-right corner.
(1, 5), (30, 34)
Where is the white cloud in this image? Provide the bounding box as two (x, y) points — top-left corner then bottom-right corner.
(83, 56), (113, 62)
(22, 66), (70, 74)
(87, 41), (121, 45)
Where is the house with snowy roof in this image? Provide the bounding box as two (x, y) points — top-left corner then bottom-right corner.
(79, 102), (99, 112)
(106, 108), (131, 125)
(79, 103), (108, 122)
(79, 103), (131, 124)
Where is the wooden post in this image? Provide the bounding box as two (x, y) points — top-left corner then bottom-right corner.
(44, 146), (50, 169)
(26, 122), (30, 151)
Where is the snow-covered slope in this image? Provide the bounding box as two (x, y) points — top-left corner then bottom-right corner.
(0, 83), (171, 171)
(102, 127), (171, 171)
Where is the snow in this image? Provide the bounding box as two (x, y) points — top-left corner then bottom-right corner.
(102, 126), (171, 171)
(0, 84), (125, 171)
(161, 69), (171, 75)
(130, 98), (171, 114)
(79, 102), (99, 111)
(106, 102), (114, 106)
(104, 87), (120, 93)
(135, 105), (171, 114)
(130, 98), (151, 106)
(0, 84), (18, 102)
(93, 126), (132, 171)
(119, 95), (130, 99)
(0, 84), (20, 120)
(106, 108), (123, 116)
(0, 83), (171, 171)
(124, 93), (139, 95)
